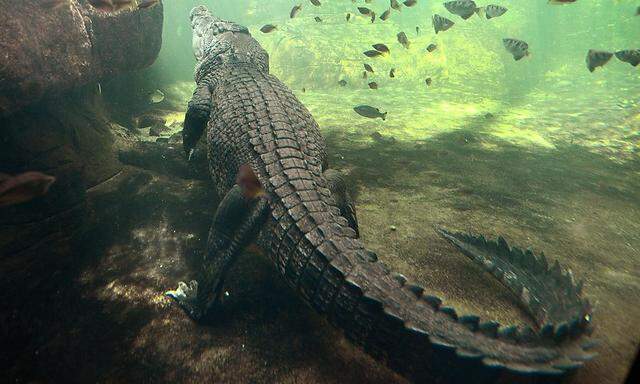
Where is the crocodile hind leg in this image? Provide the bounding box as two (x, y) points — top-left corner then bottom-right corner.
(182, 83), (212, 159)
(323, 169), (359, 237)
(166, 185), (270, 321)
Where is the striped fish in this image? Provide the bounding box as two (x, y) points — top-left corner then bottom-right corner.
(503, 38), (530, 61)
(433, 14), (454, 34)
(586, 49), (613, 72)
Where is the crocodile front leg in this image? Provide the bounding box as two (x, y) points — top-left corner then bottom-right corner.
(182, 83), (212, 159)
(166, 185), (270, 321)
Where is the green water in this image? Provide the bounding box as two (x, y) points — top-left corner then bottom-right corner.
(150, 0), (639, 159)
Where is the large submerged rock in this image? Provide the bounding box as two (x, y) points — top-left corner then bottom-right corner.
(0, 0), (163, 116)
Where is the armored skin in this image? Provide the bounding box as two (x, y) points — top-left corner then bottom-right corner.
(166, 6), (597, 383)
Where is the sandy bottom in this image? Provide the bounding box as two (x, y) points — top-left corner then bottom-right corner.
(2, 77), (639, 384)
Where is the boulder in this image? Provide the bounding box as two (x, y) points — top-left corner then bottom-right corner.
(0, 0), (164, 116)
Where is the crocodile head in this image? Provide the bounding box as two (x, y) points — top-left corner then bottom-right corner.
(189, 5), (268, 73)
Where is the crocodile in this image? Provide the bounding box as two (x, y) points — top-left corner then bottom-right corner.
(165, 5), (597, 383)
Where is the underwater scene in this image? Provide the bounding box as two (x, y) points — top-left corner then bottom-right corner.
(0, 0), (639, 383)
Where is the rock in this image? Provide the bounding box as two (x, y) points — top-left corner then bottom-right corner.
(149, 123), (169, 137)
(0, 0), (164, 116)
(135, 114), (166, 128)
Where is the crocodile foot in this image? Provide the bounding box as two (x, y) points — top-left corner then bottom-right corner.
(165, 280), (204, 321)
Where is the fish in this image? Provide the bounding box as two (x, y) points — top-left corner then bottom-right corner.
(358, 7), (372, 15)
(391, 0), (401, 11)
(389, 68), (396, 78)
(0, 172), (56, 207)
(236, 165), (266, 199)
(354, 105), (387, 120)
(425, 77), (432, 86)
(302, 87), (306, 93)
(363, 50), (383, 58)
(615, 50), (640, 67)
(444, 0), (480, 20)
(416, 26), (420, 35)
(433, 14), (454, 34)
(346, 13), (351, 21)
(636, 6), (640, 16)
(403, 0), (417, 6)
(586, 49), (613, 72)
(483, 4), (507, 19)
(380, 9), (391, 20)
(338, 79), (348, 86)
(41, 0), (69, 9)
(148, 89), (165, 103)
(260, 24), (277, 33)
(290, 4), (302, 18)
(363, 71), (368, 79)
(372, 44), (390, 55)
(310, 0), (321, 6)
(548, 0), (577, 4)
(368, 82), (379, 89)
(364, 63), (374, 73)
(397, 32), (410, 49)
(314, 16), (323, 22)
(371, 12), (376, 23)
(503, 38), (530, 61)
(137, 0), (158, 9)
(426, 43), (438, 52)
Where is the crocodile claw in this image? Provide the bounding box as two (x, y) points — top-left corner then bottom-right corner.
(165, 280), (204, 321)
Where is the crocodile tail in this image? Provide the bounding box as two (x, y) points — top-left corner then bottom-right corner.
(289, 224), (596, 383)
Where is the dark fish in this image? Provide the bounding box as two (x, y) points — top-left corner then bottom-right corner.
(260, 24), (277, 33)
(426, 43), (437, 52)
(364, 63), (374, 73)
(548, 0), (577, 4)
(310, 0), (321, 6)
(371, 12), (376, 23)
(444, 0), (479, 20)
(391, 0), (401, 11)
(0, 172), (56, 207)
(404, 0), (417, 6)
(290, 4), (302, 18)
(416, 26), (420, 35)
(137, 0), (158, 9)
(636, 6), (640, 16)
(364, 50), (383, 58)
(615, 50), (640, 67)
(586, 49), (613, 72)
(380, 9), (391, 20)
(372, 43), (390, 54)
(389, 68), (396, 78)
(425, 77), (432, 86)
(483, 4), (507, 19)
(354, 105), (387, 120)
(338, 79), (348, 86)
(302, 87), (306, 93)
(236, 165), (265, 199)
(358, 7), (372, 15)
(346, 13), (351, 21)
(368, 82), (379, 89)
(433, 14), (454, 34)
(314, 16), (323, 22)
(503, 38), (530, 61)
(397, 32), (410, 49)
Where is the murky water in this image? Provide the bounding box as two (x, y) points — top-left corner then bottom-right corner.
(1, 1), (638, 384)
